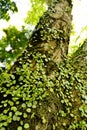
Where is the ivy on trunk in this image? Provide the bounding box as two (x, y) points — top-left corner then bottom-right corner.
(0, 0), (87, 130)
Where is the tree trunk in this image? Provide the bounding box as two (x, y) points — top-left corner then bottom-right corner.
(10, 0), (72, 74)
(1, 0), (87, 130)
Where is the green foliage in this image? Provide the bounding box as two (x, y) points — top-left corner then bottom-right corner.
(0, 26), (29, 66)
(0, 0), (18, 20)
(25, 0), (47, 25)
(0, 50), (87, 129)
(0, 0), (87, 129)
(0, 52), (48, 129)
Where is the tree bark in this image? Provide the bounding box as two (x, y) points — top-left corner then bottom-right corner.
(10, 0), (72, 74)
(1, 0), (87, 130)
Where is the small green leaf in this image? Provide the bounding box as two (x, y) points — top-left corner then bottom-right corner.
(42, 116), (46, 124)
(4, 103), (7, 107)
(20, 121), (23, 125)
(23, 113), (27, 118)
(3, 109), (9, 114)
(13, 115), (20, 121)
(17, 126), (22, 130)
(26, 108), (31, 113)
(16, 101), (20, 105)
(11, 106), (17, 112)
(11, 75), (15, 79)
(8, 100), (14, 106)
(27, 102), (32, 107)
(9, 112), (13, 117)
(24, 123), (29, 129)
(15, 111), (22, 116)
(22, 103), (26, 108)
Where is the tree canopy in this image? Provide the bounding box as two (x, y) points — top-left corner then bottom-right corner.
(0, 0), (18, 20)
(0, 26), (30, 68)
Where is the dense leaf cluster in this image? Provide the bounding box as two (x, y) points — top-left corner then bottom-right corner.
(0, 26), (30, 67)
(25, 0), (46, 25)
(0, 50), (87, 129)
(0, 0), (18, 20)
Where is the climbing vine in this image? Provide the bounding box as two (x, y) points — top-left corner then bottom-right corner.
(0, 51), (87, 129)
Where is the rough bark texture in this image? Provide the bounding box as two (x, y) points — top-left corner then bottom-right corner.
(1, 0), (87, 130)
(29, 0), (72, 62)
(10, 0), (72, 73)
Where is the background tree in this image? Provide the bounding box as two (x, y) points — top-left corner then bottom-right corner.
(0, 26), (30, 68)
(0, 0), (87, 130)
(0, 0), (18, 20)
(25, 0), (47, 25)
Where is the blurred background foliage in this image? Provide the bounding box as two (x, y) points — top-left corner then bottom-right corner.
(25, 0), (47, 25)
(0, 0), (48, 69)
(0, 0), (18, 20)
(0, 26), (30, 65)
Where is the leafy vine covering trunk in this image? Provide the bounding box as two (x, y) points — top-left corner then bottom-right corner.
(10, 0), (72, 73)
(0, 0), (87, 130)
